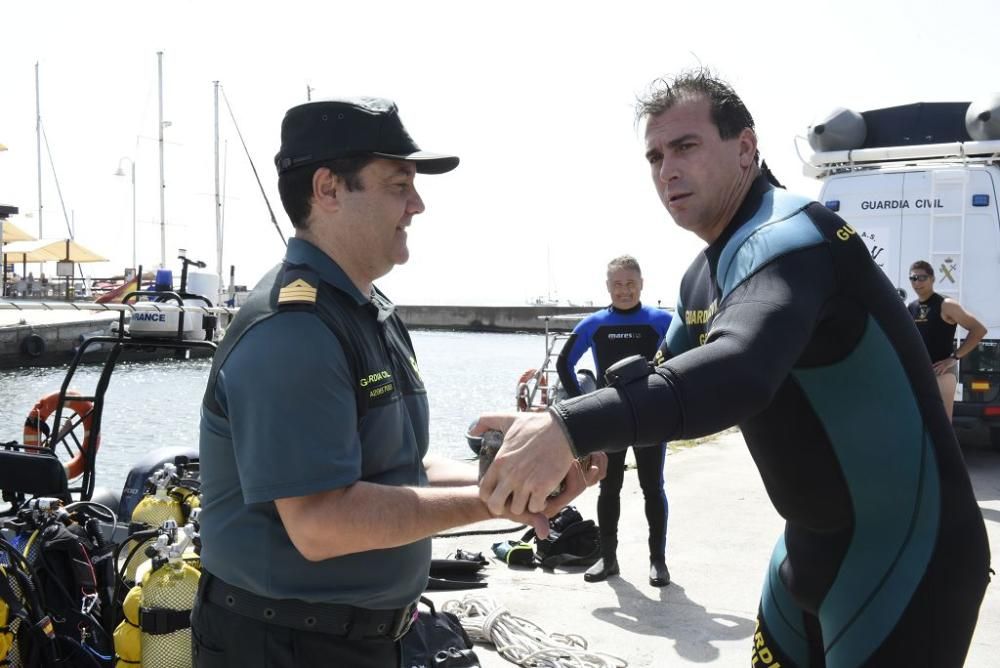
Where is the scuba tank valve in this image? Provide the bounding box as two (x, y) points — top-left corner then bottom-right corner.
(22, 497), (70, 526)
(475, 430), (504, 483)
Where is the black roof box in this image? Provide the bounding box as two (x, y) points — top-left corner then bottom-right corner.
(860, 102), (971, 148)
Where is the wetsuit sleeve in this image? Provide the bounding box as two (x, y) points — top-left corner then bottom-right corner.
(554, 246), (835, 455)
(659, 297), (690, 363)
(556, 319), (593, 397)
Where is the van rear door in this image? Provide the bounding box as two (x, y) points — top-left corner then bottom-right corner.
(822, 166), (1000, 443)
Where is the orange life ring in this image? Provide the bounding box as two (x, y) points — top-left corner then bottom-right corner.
(23, 391), (99, 480)
(515, 368), (549, 412)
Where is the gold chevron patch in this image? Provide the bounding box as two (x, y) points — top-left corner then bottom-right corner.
(278, 278), (317, 304)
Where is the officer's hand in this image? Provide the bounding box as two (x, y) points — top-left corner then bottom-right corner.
(501, 508), (550, 540)
(474, 411), (575, 516)
(542, 453), (607, 515)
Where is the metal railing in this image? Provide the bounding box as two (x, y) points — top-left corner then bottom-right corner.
(0, 298), (237, 317)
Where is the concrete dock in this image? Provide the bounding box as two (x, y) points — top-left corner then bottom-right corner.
(0, 307), (119, 367)
(396, 305), (599, 333)
(0, 301), (222, 367)
(428, 430), (1000, 667)
(0, 302), (591, 367)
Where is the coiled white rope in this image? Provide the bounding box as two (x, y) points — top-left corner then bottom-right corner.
(442, 594), (627, 668)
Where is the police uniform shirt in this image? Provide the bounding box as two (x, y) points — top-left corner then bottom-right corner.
(198, 238), (430, 609)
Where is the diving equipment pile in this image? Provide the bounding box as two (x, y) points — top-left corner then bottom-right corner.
(521, 506), (601, 570)
(442, 594), (627, 668)
(0, 456), (203, 668)
(112, 460), (202, 668)
(0, 497), (117, 667)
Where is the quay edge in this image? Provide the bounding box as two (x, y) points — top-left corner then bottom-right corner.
(395, 305), (600, 333)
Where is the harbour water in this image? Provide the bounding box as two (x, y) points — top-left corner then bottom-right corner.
(0, 330), (547, 496)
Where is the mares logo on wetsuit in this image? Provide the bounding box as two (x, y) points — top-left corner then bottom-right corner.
(359, 369), (394, 400)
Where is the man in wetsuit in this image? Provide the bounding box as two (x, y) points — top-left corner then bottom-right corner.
(476, 70), (991, 666)
(907, 259), (986, 420)
(556, 255), (672, 586)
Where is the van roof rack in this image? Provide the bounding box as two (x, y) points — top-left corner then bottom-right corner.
(803, 139), (1000, 178)
(802, 101), (1000, 177)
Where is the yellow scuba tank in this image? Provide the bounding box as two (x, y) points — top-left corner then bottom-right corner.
(114, 518), (200, 668)
(0, 567), (13, 663)
(139, 559), (200, 667)
(122, 466), (187, 583)
(112, 584), (143, 667)
(0, 564), (29, 668)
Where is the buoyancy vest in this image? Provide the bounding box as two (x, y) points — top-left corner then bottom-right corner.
(0, 557), (56, 668)
(1, 516), (111, 667)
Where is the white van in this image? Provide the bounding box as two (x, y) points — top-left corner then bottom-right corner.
(805, 100), (1000, 446)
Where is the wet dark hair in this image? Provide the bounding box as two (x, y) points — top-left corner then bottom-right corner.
(636, 68), (757, 150)
(910, 260), (934, 278)
(277, 155), (376, 229)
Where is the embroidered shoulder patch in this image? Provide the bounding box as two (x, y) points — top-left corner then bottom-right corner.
(278, 277), (318, 304)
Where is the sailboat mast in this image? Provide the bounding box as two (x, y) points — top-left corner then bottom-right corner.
(213, 81), (223, 304)
(157, 50), (166, 268)
(35, 62), (42, 238)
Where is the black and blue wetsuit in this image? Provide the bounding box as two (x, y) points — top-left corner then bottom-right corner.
(556, 305), (672, 562)
(552, 175), (990, 667)
(556, 304), (672, 394)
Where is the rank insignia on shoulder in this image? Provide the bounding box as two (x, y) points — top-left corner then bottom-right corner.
(278, 276), (318, 305)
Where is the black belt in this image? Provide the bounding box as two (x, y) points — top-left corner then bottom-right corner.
(200, 572), (416, 641)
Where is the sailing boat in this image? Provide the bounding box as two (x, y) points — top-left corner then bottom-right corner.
(124, 51), (222, 342)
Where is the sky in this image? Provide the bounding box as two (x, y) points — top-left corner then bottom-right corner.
(1, 0), (998, 307)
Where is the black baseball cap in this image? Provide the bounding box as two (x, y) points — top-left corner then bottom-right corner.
(274, 97), (459, 175)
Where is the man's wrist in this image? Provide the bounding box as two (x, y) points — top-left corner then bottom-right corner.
(547, 406), (581, 458)
(951, 352), (961, 360)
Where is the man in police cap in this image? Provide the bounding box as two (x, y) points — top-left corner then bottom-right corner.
(193, 97), (605, 667)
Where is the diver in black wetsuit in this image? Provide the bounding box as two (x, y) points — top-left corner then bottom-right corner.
(556, 255), (672, 586)
(907, 259), (987, 421)
(477, 70), (991, 667)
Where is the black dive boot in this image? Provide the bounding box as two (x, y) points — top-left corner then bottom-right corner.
(649, 559), (670, 587)
(584, 539), (619, 583)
